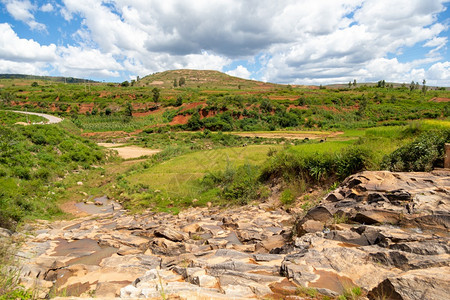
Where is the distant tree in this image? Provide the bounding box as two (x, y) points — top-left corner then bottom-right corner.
(173, 78), (178, 87)
(422, 79), (428, 95)
(31, 82), (38, 87)
(136, 76), (140, 81)
(348, 81), (352, 88)
(105, 108), (112, 116)
(121, 81), (130, 87)
(175, 95), (183, 107)
(124, 102), (133, 117)
(410, 80), (415, 92)
(152, 87), (160, 103)
(131, 79), (136, 86)
(353, 79), (357, 87)
(179, 77), (186, 86)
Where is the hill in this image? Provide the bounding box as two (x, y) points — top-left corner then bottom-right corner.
(138, 69), (280, 90)
(0, 74), (97, 84)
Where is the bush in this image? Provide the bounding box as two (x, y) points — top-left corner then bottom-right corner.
(382, 130), (450, 171)
(202, 163), (264, 205)
(260, 145), (372, 184)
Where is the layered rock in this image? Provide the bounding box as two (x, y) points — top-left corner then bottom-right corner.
(16, 170), (450, 299)
(17, 204), (294, 298)
(287, 170), (450, 299)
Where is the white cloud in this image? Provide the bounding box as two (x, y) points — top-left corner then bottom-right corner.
(2, 0), (47, 31)
(226, 65), (252, 79)
(0, 23), (56, 61)
(0, 0), (448, 85)
(39, 3), (53, 12)
(426, 62), (450, 86)
(0, 59), (48, 74)
(55, 46), (123, 78)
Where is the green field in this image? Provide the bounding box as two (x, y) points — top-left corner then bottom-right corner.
(0, 111), (46, 124)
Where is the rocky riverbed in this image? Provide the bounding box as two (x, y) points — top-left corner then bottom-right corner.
(13, 170), (450, 299)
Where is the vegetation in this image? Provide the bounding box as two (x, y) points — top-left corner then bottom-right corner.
(0, 111), (45, 124)
(0, 123), (108, 230)
(0, 70), (449, 218)
(0, 239), (33, 299)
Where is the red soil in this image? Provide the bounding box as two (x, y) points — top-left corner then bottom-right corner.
(287, 105), (308, 110)
(430, 97), (450, 102)
(170, 114), (190, 125)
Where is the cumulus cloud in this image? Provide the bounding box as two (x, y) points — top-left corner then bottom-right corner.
(0, 23), (56, 61)
(55, 46), (123, 78)
(39, 3), (53, 12)
(2, 0), (46, 31)
(0, 0), (448, 84)
(426, 62), (450, 85)
(226, 65), (252, 79)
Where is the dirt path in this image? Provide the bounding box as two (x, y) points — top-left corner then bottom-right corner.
(98, 143), (161, 159)
(11, 110), (63, 124)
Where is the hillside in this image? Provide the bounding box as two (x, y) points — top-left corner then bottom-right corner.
(0, 74), (97, 84)
(138, 69), (280, 90)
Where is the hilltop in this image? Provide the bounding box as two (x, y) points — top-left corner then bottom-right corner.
(138, 69), (279, 90)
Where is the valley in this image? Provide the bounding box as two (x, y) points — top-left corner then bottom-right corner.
(0, 70), (449, 299)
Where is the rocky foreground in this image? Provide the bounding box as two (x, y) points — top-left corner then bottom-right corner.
(13, 170), (450, 299)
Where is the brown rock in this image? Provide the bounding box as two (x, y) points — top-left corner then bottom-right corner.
(154, 226), (188, 242)
(296, 219), (324, 236)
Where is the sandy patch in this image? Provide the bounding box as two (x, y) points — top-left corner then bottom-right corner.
(99, 143), (161, 159)
(97, 143), (125, 147)
(151, 81), (164, 85)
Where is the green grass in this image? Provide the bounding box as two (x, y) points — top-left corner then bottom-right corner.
(287, 140), (355, 155)
(73, 114), (163, 132)
(117, 145), (280, 212)
(0, 111), (46, 124)
(127, 145), (278, 187)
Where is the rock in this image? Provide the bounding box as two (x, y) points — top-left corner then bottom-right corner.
(150, 237), (186, 256)
(77, 181), (83, 186)
(196, 274), (218, 288)
(0, 227), (12, 238)
(368, 267), (450, 300)
(296, 219), (324, 236)
(257, 234), (286, 253)
(94, 200), (103, 206)
(154, 226), (188, 242)
(223, 285), (255, 298)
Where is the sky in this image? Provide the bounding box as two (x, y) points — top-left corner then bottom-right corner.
(0, 0), (449, 86)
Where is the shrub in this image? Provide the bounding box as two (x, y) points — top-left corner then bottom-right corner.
(280, 189), (295, 205)
(202, 163), (263, 205)
(382, 130), (450, 171)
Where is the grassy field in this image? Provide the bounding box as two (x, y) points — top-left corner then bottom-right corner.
(0, 110), (46, 124)
(118, 145), (280, 212)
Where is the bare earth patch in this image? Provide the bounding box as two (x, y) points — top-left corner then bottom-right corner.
(98, 143), (161, 159)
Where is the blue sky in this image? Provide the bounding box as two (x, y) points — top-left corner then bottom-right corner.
(0, 0), (449, 85)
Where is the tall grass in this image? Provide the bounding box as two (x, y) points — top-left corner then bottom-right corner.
(0, 239), (33, 299)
